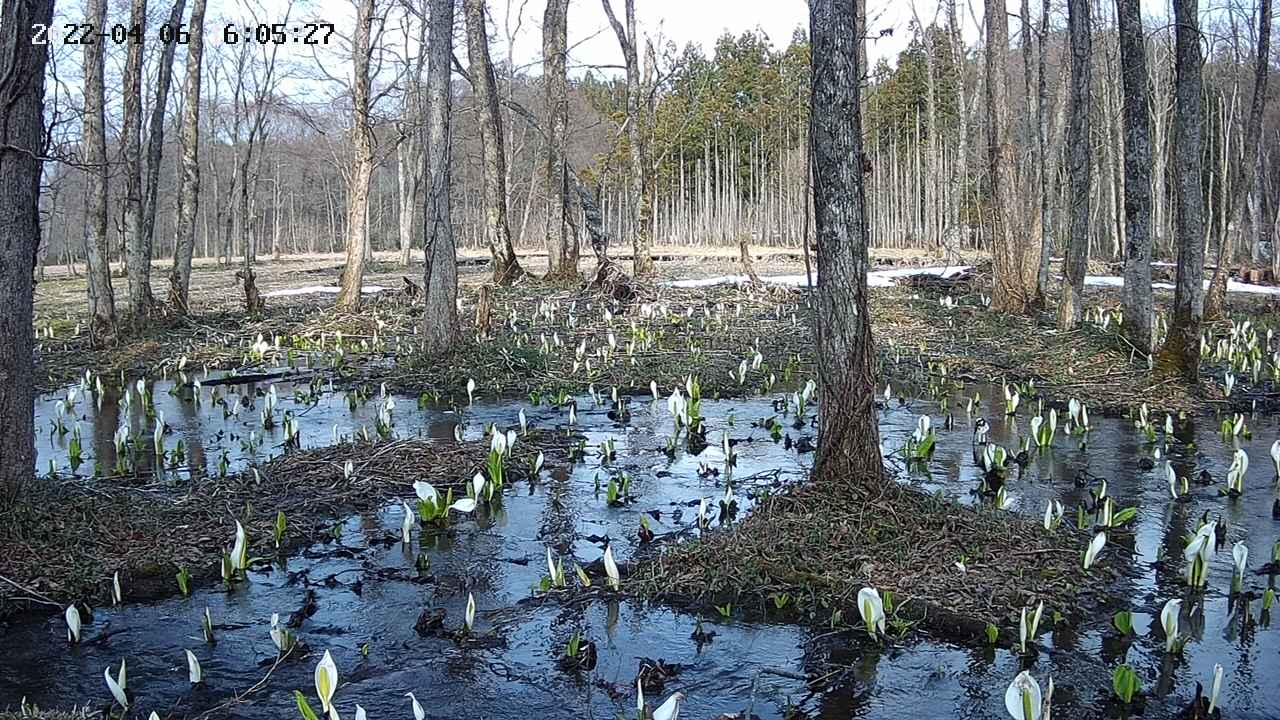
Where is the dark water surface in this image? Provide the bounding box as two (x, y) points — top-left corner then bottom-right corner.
(4, 377), (1278, 719)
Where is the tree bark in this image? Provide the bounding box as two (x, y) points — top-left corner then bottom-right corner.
(121, 0), (151, 318)
(1057, 0), (1091, 329)
(397, 15), (427, 268)
(1160, 0), (1206, 379)
(1116, 0), (1154, 351)
(142, 0), (187, 271)
(422, 0), (461, 353)
(1205, 0), (1271, 319)
(809, 0), (883, 482)
(984, 0), (1037, 313)
(463, 0), (525, 285)
(0, 0), (55, 509)
(336, 0), (378, 310)
(602, 0), (655, 277)
(543, 0), (577, 280)
(168, 0), (208, 313)
(82, 0), (117, 342)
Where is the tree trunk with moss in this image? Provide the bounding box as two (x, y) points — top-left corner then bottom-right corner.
(809, 0), (883, 482)
(984, 0), (1037, 313)
(0, 0), (55, 510)
(1205, 0), (1270, 319)
(422, 0), (461, 353)
(1160, 0), (1206, 379)
(1057, 0), (1091, 329)
(1116, 0), (1154, 351)
(464, 0), (525, 285)
(82, 0), (117, 342)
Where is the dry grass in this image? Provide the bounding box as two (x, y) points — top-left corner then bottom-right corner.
(0, 433), (568, 618)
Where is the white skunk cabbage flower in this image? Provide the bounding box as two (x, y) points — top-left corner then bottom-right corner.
(1161, 599), (1182, 652)
(450, 497), (477, 514)
(66, 604), (82, 643)
(1271, 439), (1280, 477)
(519, 409), (528, 435)
(465, 592), (477, 632)
(1004, 671), (1043, 720)
(856, 587), (885, 637)
(1083, 532), (1107, 569)
(650, 381), (659, 400)
(466, 378), (476, 405)
(185, 649), (202, 684)
(314, 650), (338, 715)
(1184, 521), (1216, 586)
(230, 521), (248, 571)
(1233, 541), (1249, 577)
(653, 691), (685, 720)
(356, 705), (368, 720)
(603, 544), (621, 590)
(405, 692), (425, 720)
(413, 481), (439, 505)
(105, 658), (129, 708)
(113, 571), (123, 605)
(1209, 664), (1223, 714)
(1042, 500), (1063, 531)
(401, 501), (415, 544)
(470, 473), (486, 499)
(1226, 448), (1249, 493)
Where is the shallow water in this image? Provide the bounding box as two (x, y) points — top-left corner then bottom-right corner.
(5, 378), (1280, 719)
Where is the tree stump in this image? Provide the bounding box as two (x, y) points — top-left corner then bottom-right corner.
(237, 268), (265, 316)
(475, 284), (493, 336)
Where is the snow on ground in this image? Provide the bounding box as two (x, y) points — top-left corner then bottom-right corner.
(263, 285), (390, 298)
(665, 266), (1280, 296)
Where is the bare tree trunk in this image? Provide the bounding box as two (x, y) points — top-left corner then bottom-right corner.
(1205, 0), (1271, 318)
(121, 0), (151, 318)
(337, 0), (378, 310)
(0, 0), (55, 509)
(809, 0), (882, 482)
(1116, 0), (1154, 351)
(984, 0), (1037, 313)
(1034, 0), (1051, 298)
(396, 14), (427, 268)
(168, 0), (208, 313)
(464, 0), (525, 285)
(142, 0), (187, 266)
(422, 0), (460, 353)
(543, 0), (576, 280)
(82, 0), (117, 342)
(602, 0), (655, 276)
(1160, 0), (1206, 379)
(1057, 0), (1091, 328)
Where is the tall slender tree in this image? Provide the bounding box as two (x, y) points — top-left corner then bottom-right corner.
(422, 0), (461, 352)
(602, 0), (655, 276)
(82, 0), (117, 341)
(1161, 0), (1206, 379)
(543, 0), (576, 280)
(142, 0), (188, 275)
(809, 0), (882, 481)
(336, 0), (378, 310)
(1116, 0), (1154, 351)
(464, 0), (525, 284)
(121, 0), (151, 318)
(0, 0), (56, 508)
(1057, 0), (1091, 328)
(1205, 0), (1271, 318)
(168, 0), (209, 313)
(984, 0), (1037, 313)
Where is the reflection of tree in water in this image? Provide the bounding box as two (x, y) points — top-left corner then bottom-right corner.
(800, 636), (881, 717)
(91, 385), (121, 472)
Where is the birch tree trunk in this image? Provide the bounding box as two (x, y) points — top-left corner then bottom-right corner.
(1116, 0), (1154, 351)
(464, 0), (525, 284)
(336, 0), (377, 310)
(121, 0), (151, 318)
(984, 0), (1037, 313)
(0, 0), (55, 507)
(1205, 0), (1270, 319)
(1057, 0), (1091, 329)
(543, 0), (576, 280)
(82, 0), (117, 341)
(809, 0), (882, 482)
(1160, 0), (1206, 379)
(168, 0), (208, 313)
(422, 0), (461, 353)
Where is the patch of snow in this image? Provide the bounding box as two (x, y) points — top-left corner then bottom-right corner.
(664, 265), (972, 290)
(1084, 276), (1279, 296)
(263, 285), (390, 298)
